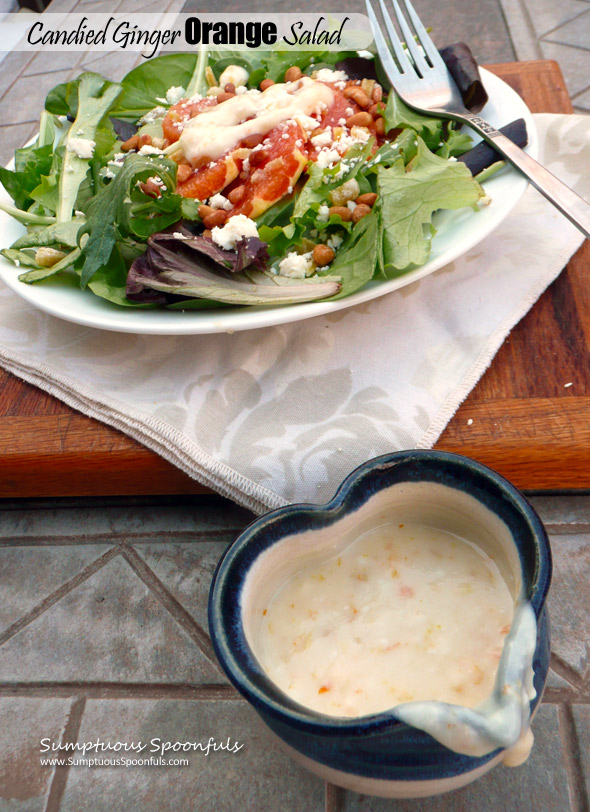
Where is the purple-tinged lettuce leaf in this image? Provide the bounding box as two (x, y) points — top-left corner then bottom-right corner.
(127, 240), (340, 306)
(151, 225), (269, 273)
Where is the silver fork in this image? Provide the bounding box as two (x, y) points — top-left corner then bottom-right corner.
(366, 0), (590, 238)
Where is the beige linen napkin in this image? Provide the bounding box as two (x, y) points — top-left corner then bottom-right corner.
(0, 114), (587, 514)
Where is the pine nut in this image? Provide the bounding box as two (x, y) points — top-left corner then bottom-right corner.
(343, 86), (371, 109)
(241, 133), (265, 149)
(328, 206), (353, 222)
(202, 210), (229, 229)
(355, 193), (377, 207)
(260, 78), (274, 91)
(285, 65), (303, 82)
(346, 112), (374, 129)
(121, 134), (140, 152)
(313, 244), (335, 266)
(228, 185), (246, 204)
(352, 204), (372, 223)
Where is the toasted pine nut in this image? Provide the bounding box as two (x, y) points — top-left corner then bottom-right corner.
(249, 148), (269, 167)
(224, 83), (236, 94)
(138, 133), (152, 148)
(203, 229), (212, 238)
(285, 65), (302, 82)
(139, 179), (161, 198)
(343, 86), (371, 109)
(121, 134), (140, 152)
(313, 244), (335, 266)
(355, 192), (378, 207)
(375, 117), (386, 136)
(202, 210), (229, 229)
(241, 133), (265, 149)
(328, 206), (353, 222)
(198, 204), (215, 220)
(346, 112), (374, 129)
(176, 164), (193, 184)
(352, 203), (372, 223)
(260, 78), (274, 91)
(216, 91), (235, 104)
(372, 84), (383, 102)
(228, 185), (246, 204)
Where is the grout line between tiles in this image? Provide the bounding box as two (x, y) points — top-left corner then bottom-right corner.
(539, 36), (590, 54)
(0, 546), (120, 647)
(536, 7), (590, 39)
(120, 543), (221, 672)
(44, 696), (86, 812)
(0, 682), (240, 700)
(551, 653), (587, 692)
(0, 529), (239, 546)
(558, 703), (590, 812)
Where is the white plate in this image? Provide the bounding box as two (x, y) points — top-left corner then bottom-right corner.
(0, 68), (536, 335)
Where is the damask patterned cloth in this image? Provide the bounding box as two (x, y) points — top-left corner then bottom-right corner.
(0, 114), (588, 513)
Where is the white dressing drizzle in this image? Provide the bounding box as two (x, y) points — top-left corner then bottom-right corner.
(176, 77), (334, 164)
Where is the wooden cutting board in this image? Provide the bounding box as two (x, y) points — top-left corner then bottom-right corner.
(0, 59), (587, 498)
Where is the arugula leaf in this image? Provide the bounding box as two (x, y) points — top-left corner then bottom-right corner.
(377, 137), (484, 273)
(11, 219), (83, 250)
(0, 143), (53, 211)
(58, 73), (123, 223)
(383, 92), (444, 149)
(114, 54), (199, 121)
(78, 154), (179, 287)
(320, 212), (378, 299)
(45, 78), (82, 117)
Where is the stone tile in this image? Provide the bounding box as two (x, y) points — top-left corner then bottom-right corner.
(133, 541), (230, 632)
(527, 0), (590, 38)
(0, 697), (72, 812)
(0, 501), (252, 542)
(497, 0), (543, 60)
(22, 50), (83, 76)
(539, 40), (590, 97)
(0, 544), (112, 637)
(529, 495), (590, 530)
(59, 698), (325, 812)
(0, 121), (38, 166)
(342, 705), (570, 812)
(78, 50), (142, 81)
(0, 50), (35, 98)
(547, 534), (590, 678)
(541, 8), (590, 48)
(544, 667), (577, 692)
(572, 705), (590, 801)
(0, 555), (225, 684)
(0, 69), (74, 124)
(572, 85), (590, 111)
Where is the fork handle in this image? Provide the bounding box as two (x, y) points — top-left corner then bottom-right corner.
(462, 114), (590, 239)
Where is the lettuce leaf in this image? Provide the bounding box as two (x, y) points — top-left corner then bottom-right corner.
(320, 211), (379, 299)
(377, 137), (485, 273)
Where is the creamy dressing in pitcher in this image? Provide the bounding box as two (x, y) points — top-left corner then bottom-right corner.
(257, 522), (514, 717)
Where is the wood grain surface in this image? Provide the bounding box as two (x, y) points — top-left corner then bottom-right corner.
(0, 60), (587, 497)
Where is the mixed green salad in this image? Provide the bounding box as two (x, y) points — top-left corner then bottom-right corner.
(0, 45), (498, 310)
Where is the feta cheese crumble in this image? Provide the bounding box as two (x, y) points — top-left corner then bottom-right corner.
(68, 137), (95, 159)
(138, 145), (165, 156)
(278, 251), (313, 279)
(313, 68), (349, 84)
(211, 214), (259, 250)
(208, 193), (232, 211)
(166, 86), (186, 105)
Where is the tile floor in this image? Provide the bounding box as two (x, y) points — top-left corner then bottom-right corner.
(0, 495), (589, 811)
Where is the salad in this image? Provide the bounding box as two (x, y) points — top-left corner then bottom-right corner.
(0, 46), (498, 310)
